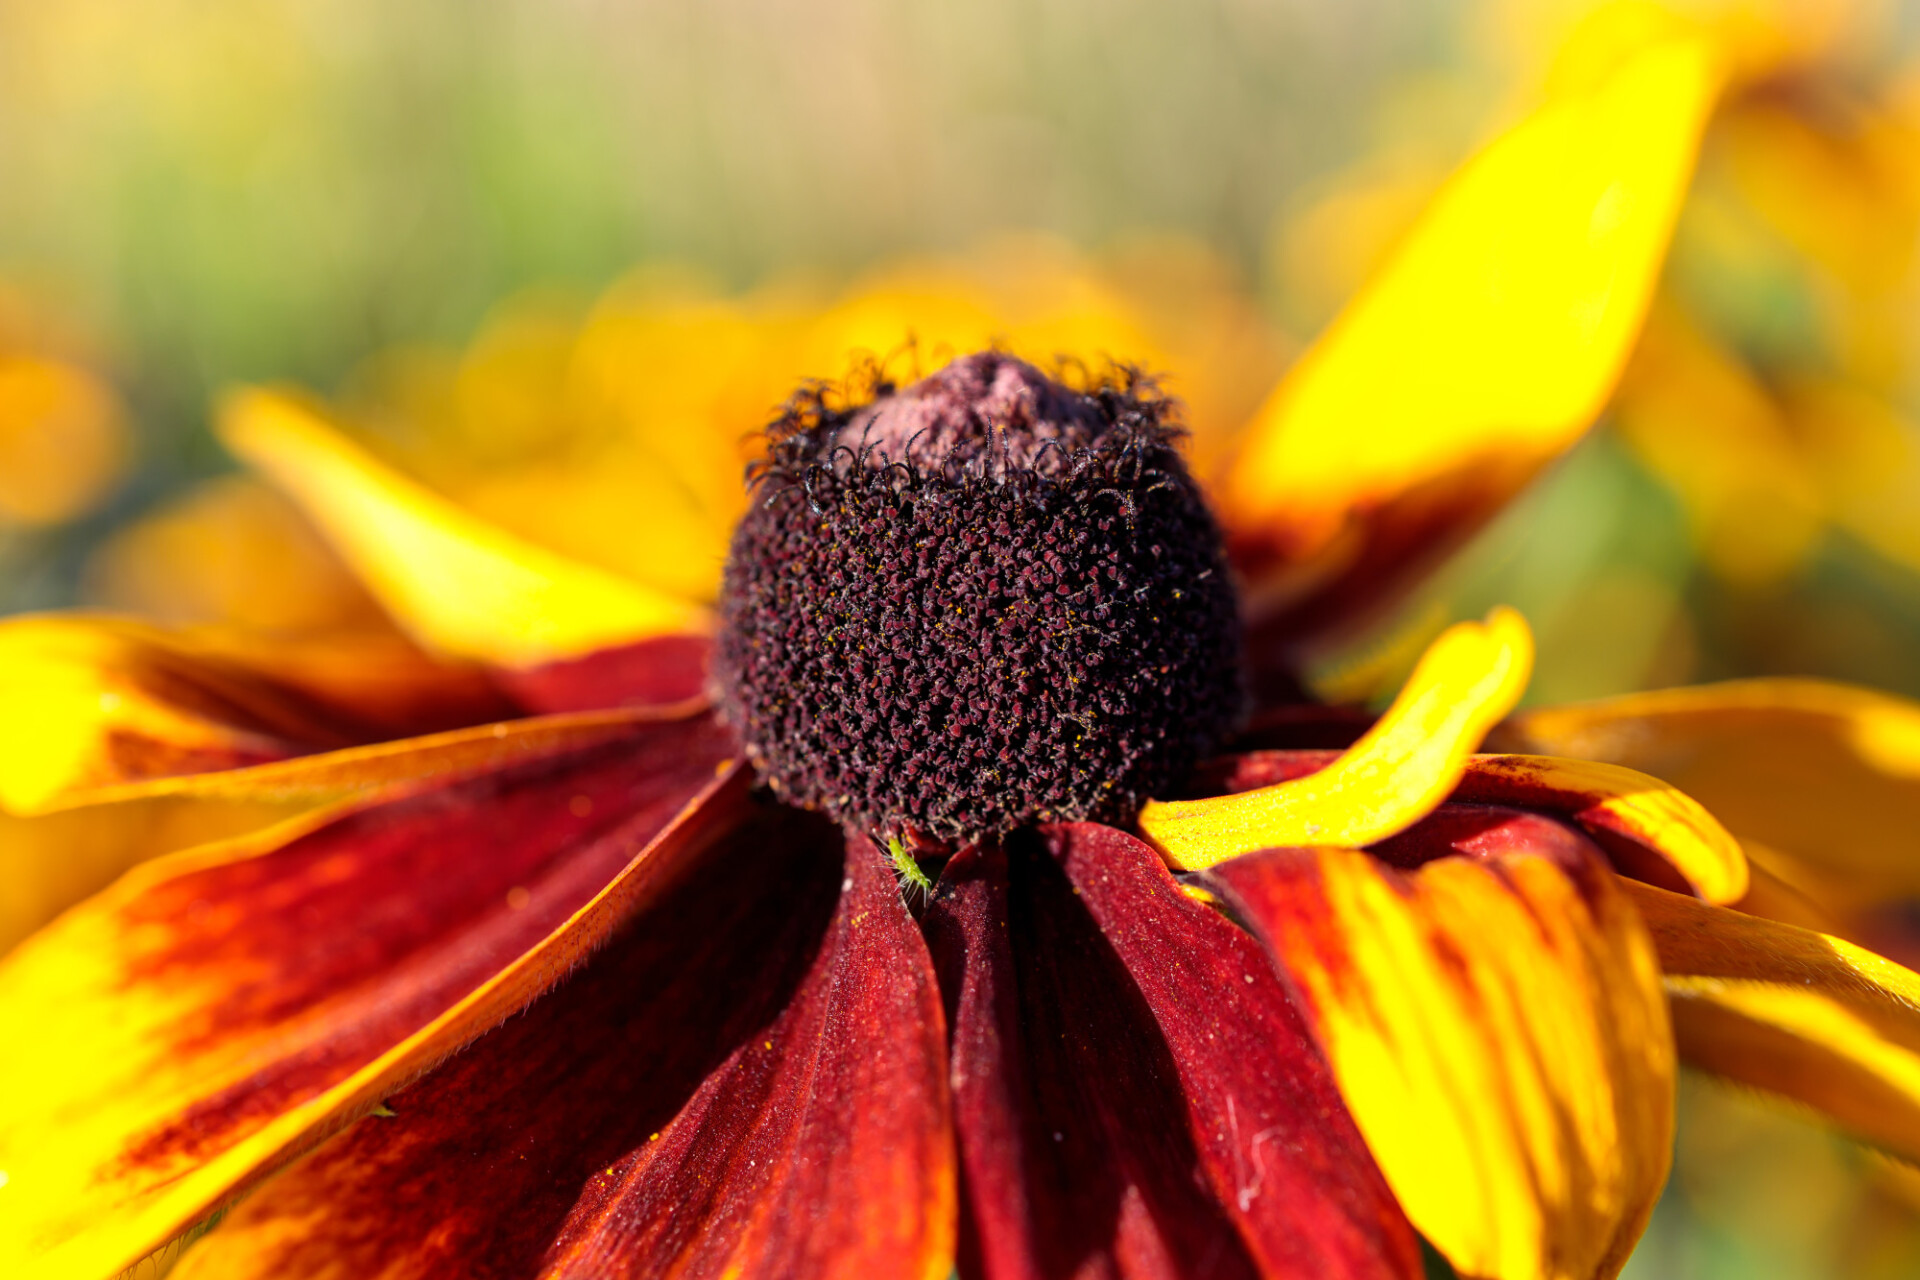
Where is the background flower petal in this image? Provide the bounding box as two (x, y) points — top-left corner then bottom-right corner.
(218, 388), (711, 668)
(0, 713), (743, 1280)
(0, 614), (514, 814)
(174, 817), (954, 1280)
(1624, 879), (1920, 1166)
(1142, 608), (1531, 869)
(1506, 680), (1920, 902)
(1208, 843), (1675, 1280)
(1222, 38), (1719, 651)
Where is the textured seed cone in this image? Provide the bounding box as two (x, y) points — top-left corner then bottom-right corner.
(715, 351), (1244, 852)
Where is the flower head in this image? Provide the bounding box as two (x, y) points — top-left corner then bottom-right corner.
(5, 29), (1920, 1280)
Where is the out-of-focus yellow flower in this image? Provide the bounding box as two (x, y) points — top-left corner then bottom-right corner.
(83, 476), (384, 636)
(0, 286), (128, 530)
(1265, 0), (1920, 619)
(88, 235), (1287, 633)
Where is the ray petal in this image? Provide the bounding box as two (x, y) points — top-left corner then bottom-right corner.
(1192, 749), (1747, 905)
(174, 818), (954, 1280)
(1449, 755), (1748, 904)
(0, 712), (744, 1280)
(1207, 841), (1674, 1280)
(0, 614), (514, 815)
(925, 829), (1419, 1279)
(0, 707), (696, 956)
(1624, 879), (1920, 1164)
(492, 634), (712, 714)
(1223, 38), (1720, 651)
(1142, 608), (1531, 869)
(219, 389), (710, 668)
(1507, 679), (1920, 900)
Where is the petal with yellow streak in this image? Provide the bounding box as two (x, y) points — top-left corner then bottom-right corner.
(218, 389), (710, 668)
(1505, 679), (1920, 901)
(1192, 749), (1749, 907)
(1624, 879), (1920, 1165)
(0, 707), (684, 955)
(1141, 607), (1533, 869)
(1223, 37), (1720, 646)
(0, 614), (514, 816)
(0, 794), (308, 957)
(1208, 844), (1674, 1280)
(1451, 755), (1748, 905)
(0, 712), (744, 1280)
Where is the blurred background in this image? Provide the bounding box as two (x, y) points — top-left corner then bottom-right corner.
(4, 0), (1920, 1275)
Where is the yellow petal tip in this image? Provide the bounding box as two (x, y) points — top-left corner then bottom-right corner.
(1141, 607), (1534, 869)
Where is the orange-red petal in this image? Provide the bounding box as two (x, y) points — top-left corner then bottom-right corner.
(1449, 755), (1748, 904)
(926, 829), (1419, 1278)
(1208, 838), (1674, 1280)
(0, 614), (514, 815)
(0, 707), (692, 957)
(177, 821), (955, 1280)
(1624, 879), (1920, 1165)
(0, 712), (743, 1280)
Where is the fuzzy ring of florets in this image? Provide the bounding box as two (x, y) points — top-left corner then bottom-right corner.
(714, 350), (1244, 851)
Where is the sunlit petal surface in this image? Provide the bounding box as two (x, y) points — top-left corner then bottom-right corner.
(926, 827), (1419, 1279)
(0, 714), (743, 1280)
(1195, 750), (1748, 905)
(0, 614), (513, 815)
(0, 706), (702, 955)
(1142, 608), (1532, 869)
(1208, 831), (1673, 1280)
(178, 823), (954, 1280)
(1223, 38), (1719, 648)
(0, 794), (310, 956)
(219, 389), (710, 667)
(1450, 755), (1749, 905)
(1507, 679), (1920, 901)
(1625, 879), (1920, 1167)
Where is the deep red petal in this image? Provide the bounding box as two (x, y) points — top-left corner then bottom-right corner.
(1050, 823), (1422, 1280)
(179, 806), (955, 1279)
(494, 634), (711, 714)
(539, 833), (954, 1277)
(1367, 803), (1605, 874)
(925, 828), (1419, 1280)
